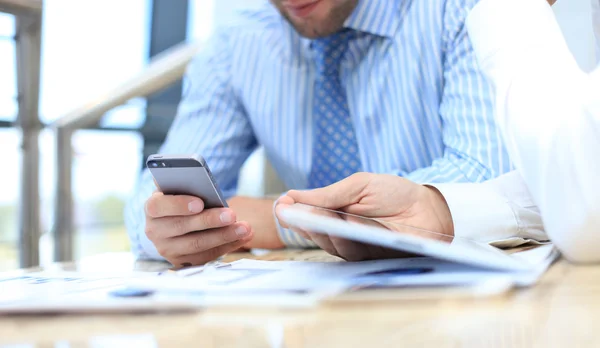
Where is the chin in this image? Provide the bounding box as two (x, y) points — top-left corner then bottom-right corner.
(296, 29), (323, 39)
(292, 22), (340, 38)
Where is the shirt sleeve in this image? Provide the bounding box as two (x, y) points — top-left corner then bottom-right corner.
(403, 0), (511, 185)
(124, 31), (259, 260)
(429, 171), (548, 248)
(592, 0), (600, 58)
(467, 0), (600, 263)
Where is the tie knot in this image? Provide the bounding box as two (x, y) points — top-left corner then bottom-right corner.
(312, 29), (356, 76)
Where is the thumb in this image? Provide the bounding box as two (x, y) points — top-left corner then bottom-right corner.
(274, 195), (296, 229)
(286, 174), (369, 209)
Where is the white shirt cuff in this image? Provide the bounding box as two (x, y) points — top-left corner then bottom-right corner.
(272, 194), (319, 248)
(139, 232), (164, 260)
(427, 182), (520, 244)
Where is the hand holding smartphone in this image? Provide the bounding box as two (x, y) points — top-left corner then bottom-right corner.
(143, 154), (253, 267)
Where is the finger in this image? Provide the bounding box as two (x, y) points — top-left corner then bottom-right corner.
(275, 197), (328, 229)
(274, 195), (296, 229)
(282, 224), (313, 243)
(276, 201), (340, 235)
(365, 244), (415, 260)
(145, 192), (206, 218)
(277, 195), (296, 206)
(328, 236), (371, 262)
(166, 222), (253, 257)
(286, 173), (370, 209)
(172, 235), (254, 266)
(292, 227), (311, 240)
(343, 214), (388, 229)
(306, 231), (341, 258)
(146, 207), (236, 239)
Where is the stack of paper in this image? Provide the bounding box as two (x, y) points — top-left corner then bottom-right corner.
(0, 244), (557, 314)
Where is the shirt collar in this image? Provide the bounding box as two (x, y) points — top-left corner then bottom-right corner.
(343, 0), (402, 39)
(287, 0), (402, 57)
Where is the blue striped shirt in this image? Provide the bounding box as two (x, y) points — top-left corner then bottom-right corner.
(125, 0), (511, 259)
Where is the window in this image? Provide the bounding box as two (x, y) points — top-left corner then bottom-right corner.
(70, 130), (144, 259)
(37, 130), (144, 264)
(187, 0), (215, 42)
(5, 0), (275, 269)
(39, 0), (150, 124)
(0, 13), (17, 270)
(0, 12), (14, 37)
(187, 0), (266, 41)
(36, 0), (151, 264)
(0, 13), (16, 122)
(0, 129), (19, 271)
(100, 99), (147, 129)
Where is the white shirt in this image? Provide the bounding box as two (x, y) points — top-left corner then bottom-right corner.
(432, 0), (600, 263)
(593, 0), (600, 56)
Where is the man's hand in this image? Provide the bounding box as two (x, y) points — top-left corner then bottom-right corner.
(144, 192), (254, 267)
(275, 173), (455, 261)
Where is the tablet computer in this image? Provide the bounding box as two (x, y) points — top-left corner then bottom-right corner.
(278, 203), (540, 272)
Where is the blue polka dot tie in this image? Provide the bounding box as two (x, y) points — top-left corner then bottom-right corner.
(308, 30), (362, 189)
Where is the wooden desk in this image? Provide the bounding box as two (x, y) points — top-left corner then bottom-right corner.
(1, 250), (599, 348)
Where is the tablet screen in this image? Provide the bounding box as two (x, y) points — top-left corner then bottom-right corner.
(279, 203), (530, 271)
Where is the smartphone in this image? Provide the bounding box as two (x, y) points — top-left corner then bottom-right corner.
(146, 154), (228, 209)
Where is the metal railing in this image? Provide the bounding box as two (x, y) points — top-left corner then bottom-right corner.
(0, 0), (42, 16)
(1, 0), (201, 266)
(1, 0), (43, 268)
(50, 41), (203, 262)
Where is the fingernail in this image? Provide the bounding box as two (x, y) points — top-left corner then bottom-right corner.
(235, 225), (248, 236)
(220, 212), (234, 224)
(188, 200), (203, 213)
